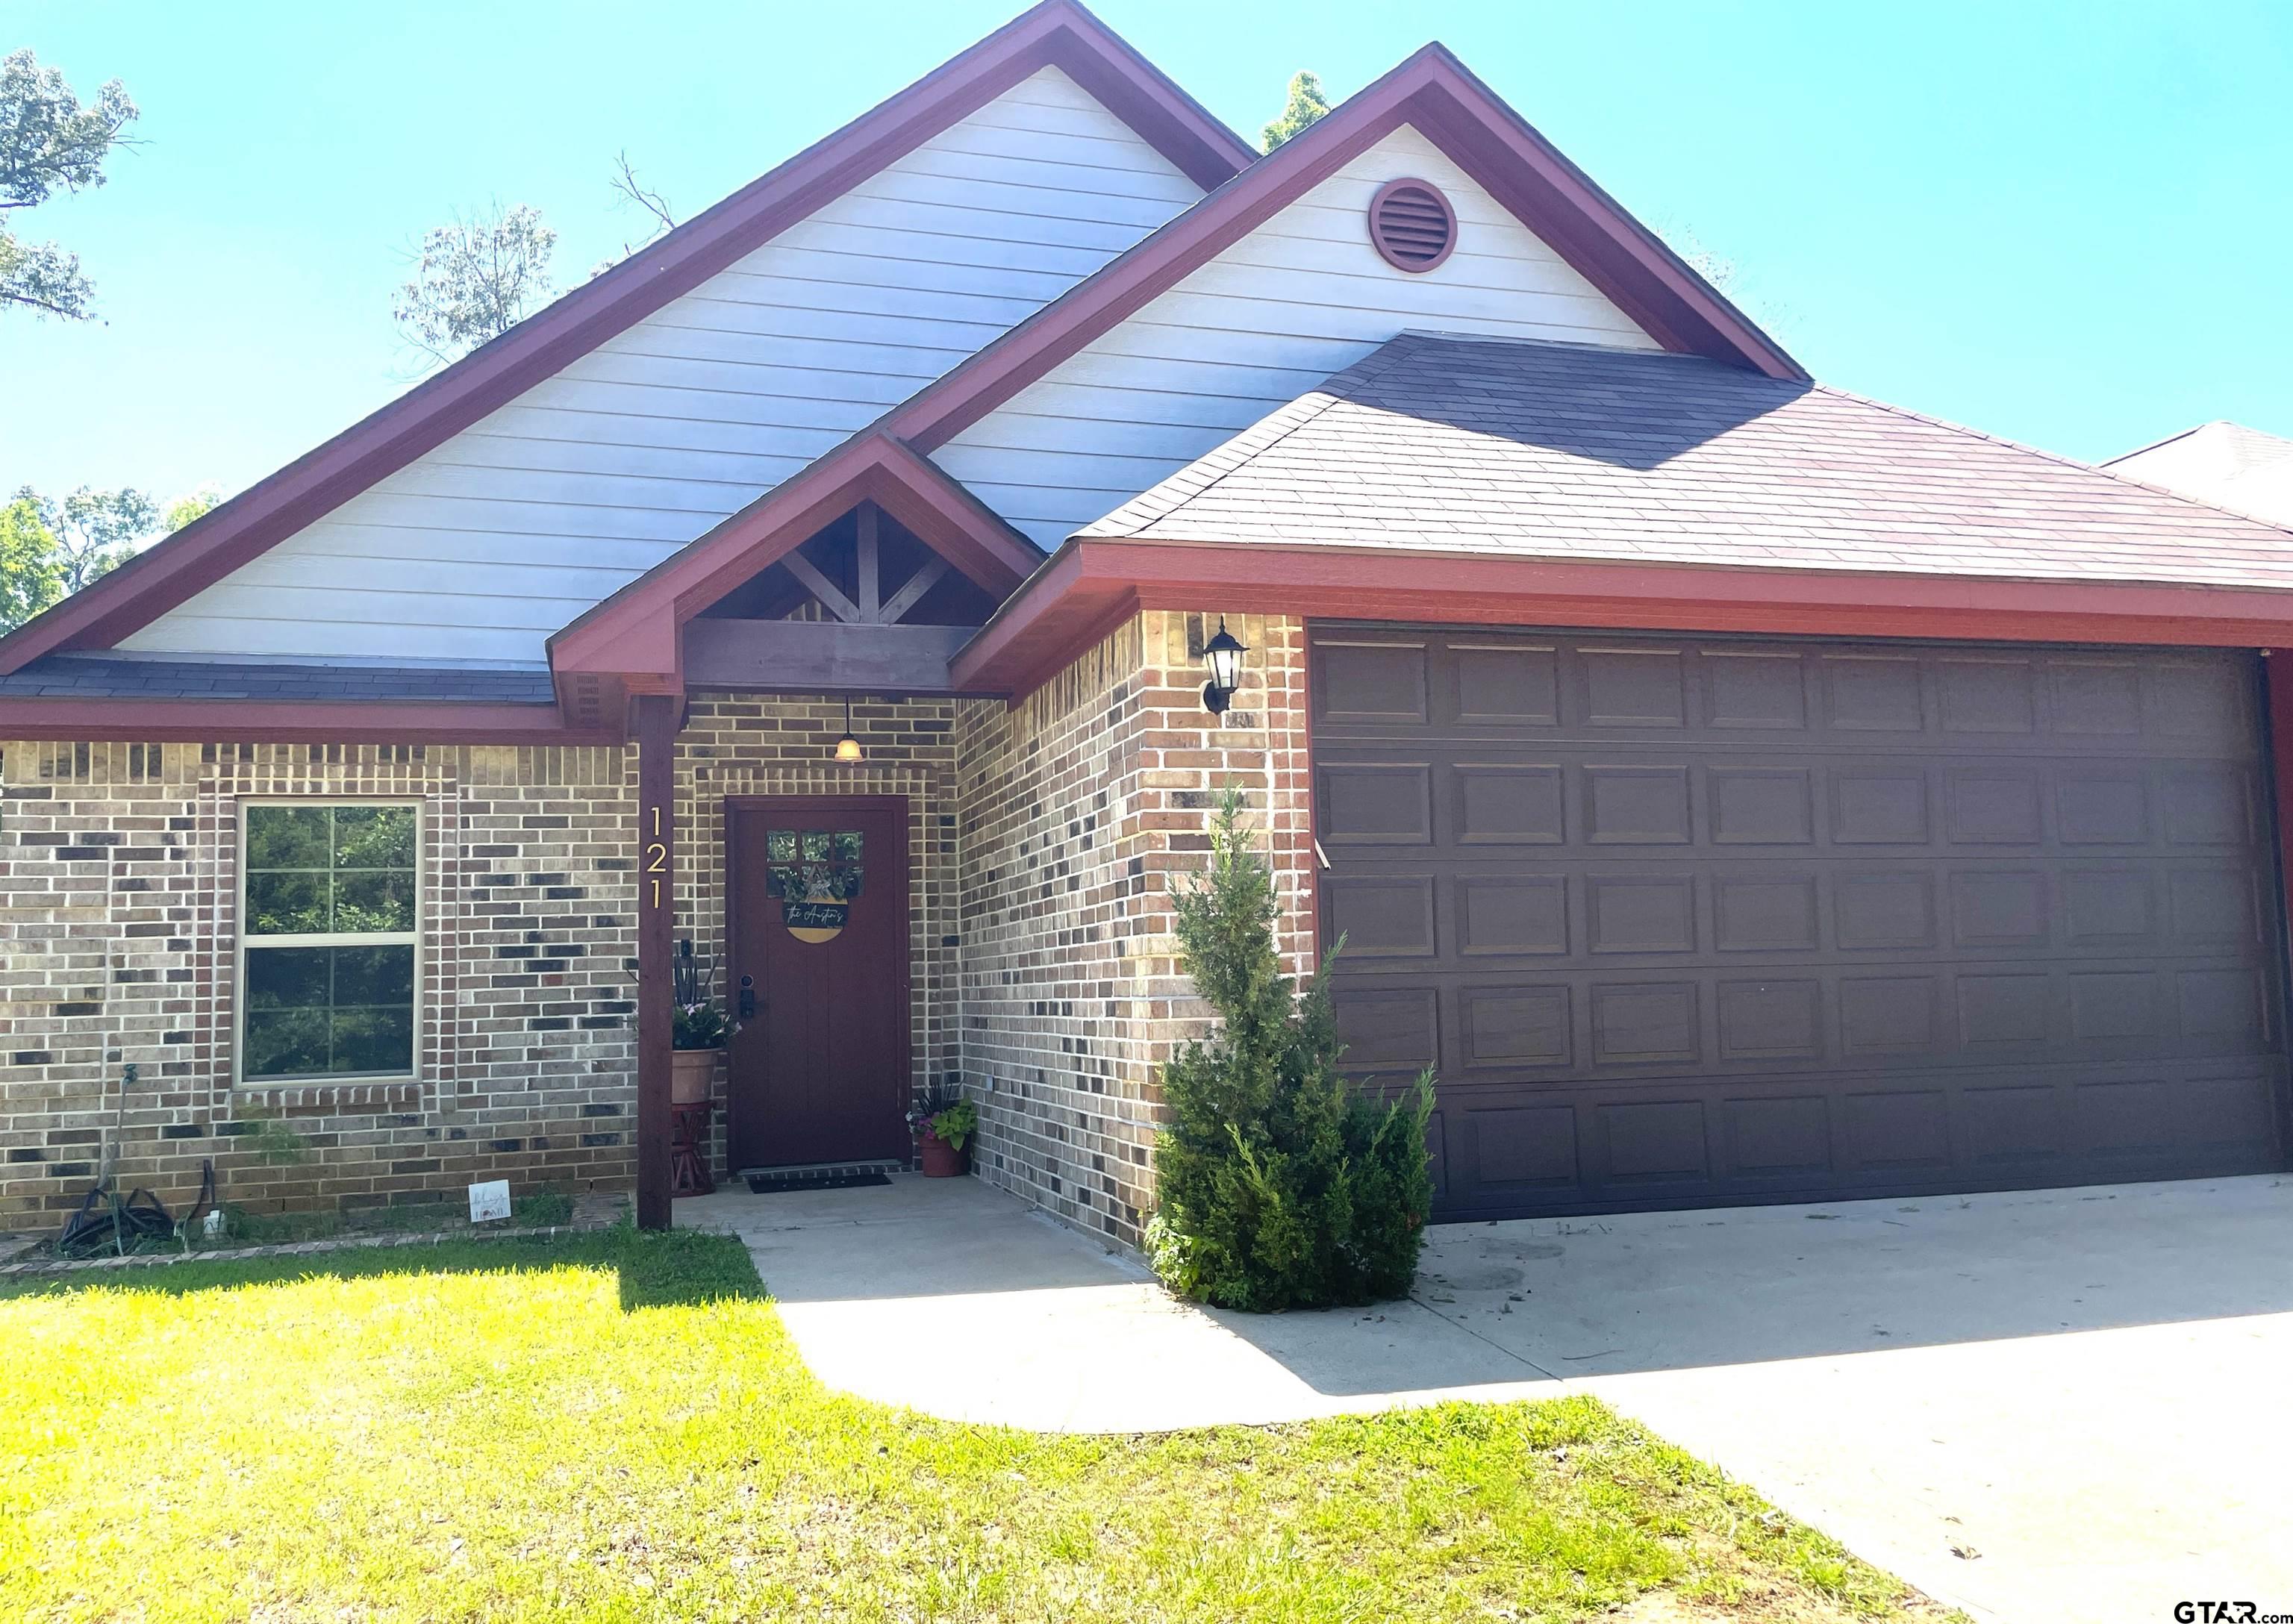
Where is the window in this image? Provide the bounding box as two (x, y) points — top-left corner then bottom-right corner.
(239, 803), (419, 1082)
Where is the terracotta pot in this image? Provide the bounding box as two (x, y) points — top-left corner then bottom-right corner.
(918, 1129), (968, 1178)
(670, 1047), (720, 1105)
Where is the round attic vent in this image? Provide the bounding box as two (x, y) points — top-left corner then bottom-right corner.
(1367, 178), (1457, 272)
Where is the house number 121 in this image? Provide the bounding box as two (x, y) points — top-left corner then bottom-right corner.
(645, 805), (667, 908)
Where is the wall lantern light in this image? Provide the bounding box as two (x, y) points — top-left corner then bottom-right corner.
(1201, 618), (1247, 716)
(833, 696), (865, 763)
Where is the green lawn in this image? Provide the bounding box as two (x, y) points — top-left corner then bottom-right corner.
(0, 1229), (1941, 1623)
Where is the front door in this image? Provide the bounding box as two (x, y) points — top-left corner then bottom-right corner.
(726, 796), (911, 1170)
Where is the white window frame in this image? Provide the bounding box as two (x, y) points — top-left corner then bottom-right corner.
(234, 798), (423, 1087)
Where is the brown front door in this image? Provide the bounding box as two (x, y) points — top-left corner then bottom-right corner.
(726, 797), (911, 1170)
(1311, 625), (2290, 1221)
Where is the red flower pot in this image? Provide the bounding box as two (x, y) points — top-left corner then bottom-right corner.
(918, 1129), (967, 1178)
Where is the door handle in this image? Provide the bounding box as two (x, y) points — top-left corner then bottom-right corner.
(737, 975), (757, 1020)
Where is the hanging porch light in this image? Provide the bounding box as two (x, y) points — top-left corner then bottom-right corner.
(1200, 618), (1247, 716)
(833, 696), (864, 763)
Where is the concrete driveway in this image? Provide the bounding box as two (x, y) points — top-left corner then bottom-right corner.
(685, 1173), (2293, 1623)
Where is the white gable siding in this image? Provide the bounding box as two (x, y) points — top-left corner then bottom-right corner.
(932, 125), (1662, 548)
(123, 67), (1202, 666)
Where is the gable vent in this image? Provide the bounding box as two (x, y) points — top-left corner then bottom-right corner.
(1367, 178), (1458, 272)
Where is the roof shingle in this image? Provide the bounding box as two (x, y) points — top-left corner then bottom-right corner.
(1079, 334), (2293, 591)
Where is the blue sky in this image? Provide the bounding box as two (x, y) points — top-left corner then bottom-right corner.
(6, 0), (2290, 509)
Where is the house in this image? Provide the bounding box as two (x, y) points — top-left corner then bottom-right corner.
(2104, 422), (2293, 529)
(4, 1), (2290, 1243)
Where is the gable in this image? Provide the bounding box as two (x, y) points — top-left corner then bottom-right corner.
(119, 66), (1205, 668)
(929, 124), (1662, 547)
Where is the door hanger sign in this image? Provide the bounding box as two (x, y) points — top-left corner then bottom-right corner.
(765, 828), (865, 945)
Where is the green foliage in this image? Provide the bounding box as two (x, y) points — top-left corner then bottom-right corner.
(163, 485), (222, 531)
(1261, 69), (1332, 152)
(393, 201), (558, 368)
(1, 48), (140, 320)
(672, 999), (732, 1050)
(514, 1184), (575, 1227)
(1146, 788), (1435, 1311)
(237, 1112), (310, 1167)
(927, 1097), (978, 1152)
(672, 939), (733, 1049)
(4, 484), (158, 603)
(0, 493), (61, 632)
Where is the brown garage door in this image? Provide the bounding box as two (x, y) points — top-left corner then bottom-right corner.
(1311, 625), (2292, 1219)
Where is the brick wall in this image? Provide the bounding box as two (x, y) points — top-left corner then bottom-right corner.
(0, 740), (638, 1225)
(953, 611), (1313, 1245)
(673, 693), (960, 1175)
(1, 632), (1312, 1241)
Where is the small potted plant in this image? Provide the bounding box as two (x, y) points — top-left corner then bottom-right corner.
(908, 1090), (977, 1177)
(671, 940), (733, 1105)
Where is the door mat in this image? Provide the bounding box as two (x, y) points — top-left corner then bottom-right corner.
(743, 1170), (892, 1195)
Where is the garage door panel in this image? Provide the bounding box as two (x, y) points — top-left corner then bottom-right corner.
(1323, 874), (1436, 958)
(1316, 626), (2289, 1218)
(1593, 1099), (1712, 1186)
(1579, 646), (1689, 727)
(1583, 764), (1694, 843)
(1717, 979), (1824, 1061)
(1455, 875), (1568, 955)
(1702, 649), (1812, 730)
(1459, 1101), (1580, 1191)
(1720, 1094), (1833, 1179)
(1453, 763), (1566, 844)
(1714, 874), (1821, 952)
(1453, 642), (1559, 726)
(1459, 984), (1572, 1069)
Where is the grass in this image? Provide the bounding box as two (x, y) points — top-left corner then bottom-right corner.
(37, 1183), (580, 1258)
(0, 1228), (1945, 1623)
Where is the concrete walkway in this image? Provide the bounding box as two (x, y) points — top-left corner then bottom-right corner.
(682, 1172), (2293, 1623)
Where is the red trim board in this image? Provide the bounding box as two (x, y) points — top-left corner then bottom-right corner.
(952, 540), (2293, 699)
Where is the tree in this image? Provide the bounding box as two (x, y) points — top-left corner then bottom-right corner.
(1144, 788), (1435, 1311)
(1260, 70), (1330, 153)
(1, 482), (208, 631)
(163, 484), (222, 532)
(591, 152), (678, 278)
(0, 493), (62, 632)
(30, 486), (159, 593)
(391, 202), (557, 367)
(1, 48), (140, 320)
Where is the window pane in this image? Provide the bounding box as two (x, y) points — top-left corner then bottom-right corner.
(334, 943), (414, 1007)
(246, 870), (328, 936)
(246, 946), (329, 1010)
(330, 1007), (414, 1075)
(767, 829), (796, 863)
(334, 805), (416, 870)
(801, 830), (831, 861)
(246, 806), (329, 871)
(334, 871), (414, 934)
(245, 1008), (328, 1080)
(834, 830), (863, 861)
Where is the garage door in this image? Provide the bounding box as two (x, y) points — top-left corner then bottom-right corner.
(1311, 626), (2291, 1219)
